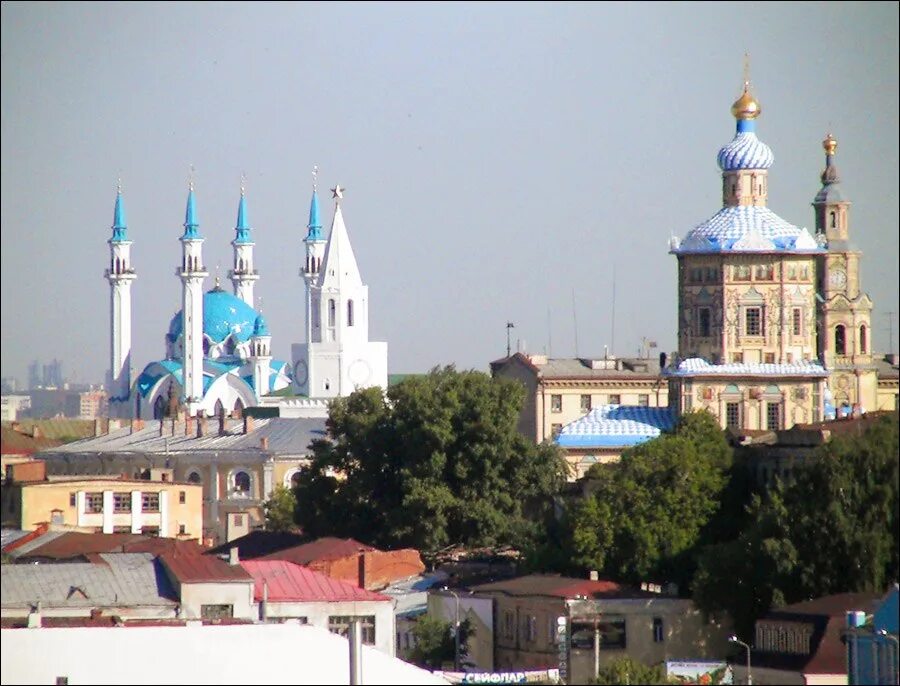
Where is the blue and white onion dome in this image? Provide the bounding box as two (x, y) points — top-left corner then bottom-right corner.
(253, 313), (270, 337)
(717, 83), (774, 171)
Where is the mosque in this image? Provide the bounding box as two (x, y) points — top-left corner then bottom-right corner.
(105, 171), (388, 420)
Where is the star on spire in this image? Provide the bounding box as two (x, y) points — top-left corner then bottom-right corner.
(331, 184), (345, 201)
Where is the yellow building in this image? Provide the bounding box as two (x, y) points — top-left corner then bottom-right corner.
(1, 461), (203, 538)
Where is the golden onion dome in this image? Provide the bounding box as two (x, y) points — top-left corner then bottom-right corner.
(823, 133), (837, 155)
(731, 82), (761, 120)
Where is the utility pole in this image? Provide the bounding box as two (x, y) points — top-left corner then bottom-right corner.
(886, 311), (896, 354)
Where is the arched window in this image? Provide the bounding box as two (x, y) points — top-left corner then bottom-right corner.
(835, 325), (846, 355)
(312, 301), (320, 328)
(347, 299), (354, 327)
(187, 471), (202, 484)
(830, 211), (836, 229)
(328, 299), (336, 327)
(859, 325), (867, 354)
(291, 472), (302, 489)
(202, 337), (211, 356)
(233, 399), (244, 418)
(153, 396), (166, 420)
(225, 337), (236, 356)
(233, 471), (251, 494)
(214, 399), (225, 418)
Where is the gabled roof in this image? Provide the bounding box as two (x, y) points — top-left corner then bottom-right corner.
(206, 530), (309, 560)
(6, 531), (205, 562)
(470, 574), (631, 599)
(260, 537), (376, 566)
(556, 405), (675, 448)
(160, 551), (252, 584)
(242, 560), (389, 603)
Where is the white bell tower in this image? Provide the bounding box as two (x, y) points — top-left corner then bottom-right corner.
(178, 176), (208, 416)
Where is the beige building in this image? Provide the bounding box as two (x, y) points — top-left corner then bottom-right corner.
(1, 461), (203, 539)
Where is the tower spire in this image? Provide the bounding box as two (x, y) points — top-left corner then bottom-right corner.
(179, 170), (208, 415)
(229, 176), (258, 307)
(106, 183), (137, 412)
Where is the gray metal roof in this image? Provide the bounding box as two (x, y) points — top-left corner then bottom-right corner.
(0, 529), (31, 550)
(535, 357), (663, 379)
(37, 417), (327, 459)
(1, 553), (177, 609)
(5, 531), (66, 558)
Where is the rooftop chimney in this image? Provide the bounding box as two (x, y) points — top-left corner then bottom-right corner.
(589, 570), (599, 581)
(218, 411), (226, 437)
(260, 436), (269, 451)
(243, 416), (254, 435)
(198, 414), (208, 438)
(27, 602), (42, 629)
(229, 546), (240, 566)
(185, 416), (194, 437)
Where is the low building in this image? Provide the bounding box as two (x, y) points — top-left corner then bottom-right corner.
(452, 574), (731, 682)
(844, 585), (898, 686)
(1, 461), (203, 539)
(0, 622), (449, 685)
(159, 548), (256, 621)
(242, 558), (396, 656)
(490, 354), (668, 446)
(2, 529), (206, 563)
(741, 592), (881, 685)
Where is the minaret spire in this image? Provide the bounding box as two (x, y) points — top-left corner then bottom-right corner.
(178, 174), (208, 415)
(106, 181), (137, 413)
(229, 175), (259, 307)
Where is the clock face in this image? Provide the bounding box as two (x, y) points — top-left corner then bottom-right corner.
(348, 358), (372, 386)
(293, 360), (308, 387)
(829, 269), (847, 288)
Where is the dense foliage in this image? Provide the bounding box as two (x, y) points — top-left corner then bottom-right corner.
(262, 485), (298, 532)
(407, 615), (473, 670)
(693, 413), (899, 637)
(591, 656), (667, 685)
(293, 366), (567, 552)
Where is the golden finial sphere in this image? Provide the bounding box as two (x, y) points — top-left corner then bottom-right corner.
(731, 82), (761, 120)
(823, 133), (837, 155)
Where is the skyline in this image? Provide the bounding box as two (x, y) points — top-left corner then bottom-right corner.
(2, 2), (898, 387)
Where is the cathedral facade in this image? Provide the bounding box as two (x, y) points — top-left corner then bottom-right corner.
(106, 173), (387, 420)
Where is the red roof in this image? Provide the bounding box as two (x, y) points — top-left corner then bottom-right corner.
(10, 532), (206, 561)
(259, 537), (375, 566)
(160, 551), (253, 583)
(241, 560), (390, 603)
(470, 574), (635, 599)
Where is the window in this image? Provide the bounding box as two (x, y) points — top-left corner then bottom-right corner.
(745, 307), (762, 336)
(859, 325), (867, 354)
(755, 264), (774, 281)
(187, 472), (202, 484)
(726, 402), (741, 430)
(731, 352), (744, 363)
(233, 513), (244, 527)
(347, 300), (354, 327)
(551, 394), (562, 413)
(764, 353), (775, 364)
(233, 471), (251, 494)
(142, 492), (160, 512)
(608, 394), (621, 405)
(141, 526), (159, 537)
(179, 524), (186, 535)
(786, 264), (797, 280)
(328, 299), (336, 327)
(766, 402), (781, 430)
(698, 307), (711, 337)
(312, 301), (320, 328)
(527, 615), (537, 642)
(580, 395), (592, 412)
(503, 611), (515, 639)
(112, 526), (131, 534)
(799, 265), (810, 280)
(84, 492), (103, 514)
(113, 492), (131, 513)
(792, 308), (802, 336)
(201, 604), (233, 620)
(835, 325), (846, 355)
(638, 394), (650, 407)
(653, 617), (664, 643)
(179, 490), (186, 504)
(571, 617), (626, 650)
(830, 210), (836, 228)
(704, 267), (719, 282)
(69, 493), (76, 507)
(551, 423), (563, 439)
(734, 264), (751, 281)
(328, 616), (376, 645)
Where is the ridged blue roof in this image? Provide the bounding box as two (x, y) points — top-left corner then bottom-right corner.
(182, 189), (201, 239)
(138, 358), (290, 399)
(111, 191), (128, 242)
(556, 405), (676, 448)
(167, 287), (262, 345)
(253, 314), (270, 337)
(234, 193), (252, 244)
(665, 357), (828, 377)
(717, 119), (774, 171)
(306, 190), (323, 241)
(672, 206), (823, 254)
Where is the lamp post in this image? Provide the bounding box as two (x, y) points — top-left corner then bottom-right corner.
(730, 635), (752, 685)
(877, 630), (900, 685)
(443, 586), (461, 671)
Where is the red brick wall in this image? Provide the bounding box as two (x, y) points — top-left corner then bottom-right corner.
(308, 549), (426, 590)
(9, 460), (46, 483)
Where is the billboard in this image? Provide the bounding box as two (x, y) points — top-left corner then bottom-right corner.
(665, 661), (733, 685)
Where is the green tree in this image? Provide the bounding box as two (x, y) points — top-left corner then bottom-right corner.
(294, 366), (568, 552)
(591, 656), (667, 685)
(693, 413), (899, 638)
(407, 615), (473, 670)
(262, 485), (298, 532)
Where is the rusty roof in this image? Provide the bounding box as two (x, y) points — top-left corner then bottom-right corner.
(470, 574), (629, 599)
(242, 560), (389, 603)
(160, 551), (253, 583)
(8, 531), (206, 562)
(259, 537), (376, 566)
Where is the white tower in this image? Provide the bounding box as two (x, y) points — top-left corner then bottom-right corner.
(250, 314), (273, 397)
(105, 182), (137, 415)
(293, 168), (326, 393)
(178, 178), (208, 416)
(228, 178), (259, 307)
(292, 183), (388, 398)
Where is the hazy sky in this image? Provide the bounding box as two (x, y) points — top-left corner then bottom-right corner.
(2, 2), (898, 387)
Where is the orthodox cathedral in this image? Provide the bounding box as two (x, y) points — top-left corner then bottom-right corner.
(106, 172), (387, 419)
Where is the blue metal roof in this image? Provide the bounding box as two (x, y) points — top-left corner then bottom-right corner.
(665, 357), (828, 377)
(182, 189), (201, 239)
(673, 205), (823, 254)
(306, 190), (323, 241)
(111, 191), (128, 242)
(234, 193), (252, 244)
(253, 314), (270, 337)
(717, 119), (774, 171)
(167, 287), (262, 345)
(556, 405), (676, 448)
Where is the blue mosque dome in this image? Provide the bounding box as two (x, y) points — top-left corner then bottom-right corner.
(167, 286), (262, 345)
(253, 313), (270, 337)
(716, 84), (773, 171)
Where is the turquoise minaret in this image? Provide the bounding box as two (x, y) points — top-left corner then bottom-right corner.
(178, 174), (208, 415)
(302, 166), (327, 351)
(228, 177), (259, 307)
(105, 180), (137, 412)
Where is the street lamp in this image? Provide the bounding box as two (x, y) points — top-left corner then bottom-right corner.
(443, 586), (461, 671)
(729, 635), (752, 685)
(877, 630), (900, 685)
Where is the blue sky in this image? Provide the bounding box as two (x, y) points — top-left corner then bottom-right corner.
(1, 2), (897, 386)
